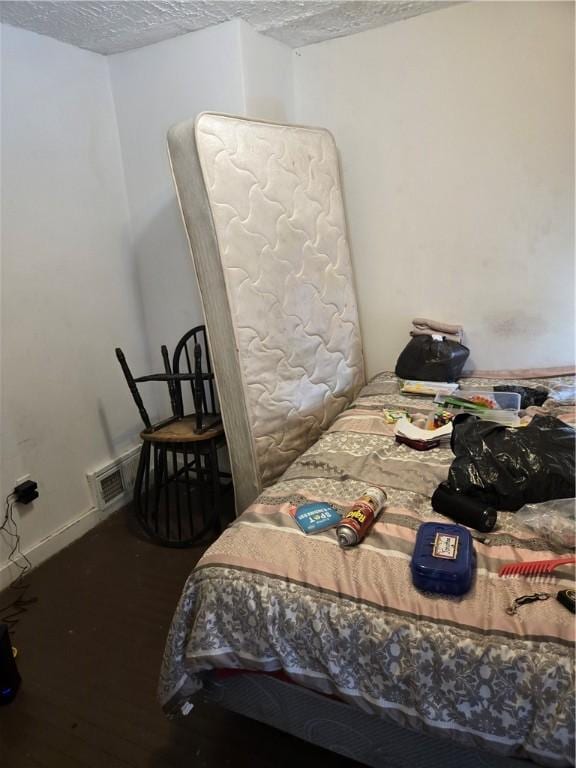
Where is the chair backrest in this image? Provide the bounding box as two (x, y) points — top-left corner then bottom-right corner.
(171, 325), (218, 429)
(116, 327), (217, 432)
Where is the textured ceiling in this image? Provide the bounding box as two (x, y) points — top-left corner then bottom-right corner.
(0, 1), (456, 55)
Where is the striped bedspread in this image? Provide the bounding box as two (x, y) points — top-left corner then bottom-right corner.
(159, 371), (575, 766)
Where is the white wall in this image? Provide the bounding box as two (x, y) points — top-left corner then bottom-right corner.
(108, 20), (293, 382)
(108, 22), (244, 374)
(294, 1), (575, 376)
(0, 24), (147, 583)
(238, 19), (294, 123)
(0, 19), (295, 582)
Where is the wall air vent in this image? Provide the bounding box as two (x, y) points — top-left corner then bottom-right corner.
(86, 446), (141, 512)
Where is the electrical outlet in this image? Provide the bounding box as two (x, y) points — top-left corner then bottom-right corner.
(14, 479), (38, 505)
(16, 474), (31, 487)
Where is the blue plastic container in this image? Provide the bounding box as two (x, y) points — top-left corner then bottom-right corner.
(411, 522), (475, 596)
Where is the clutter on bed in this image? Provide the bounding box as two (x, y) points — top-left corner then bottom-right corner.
(503, 588), (575, 617)
(548, 383), (576, 404)
(290, 501), (341, 534)
(431, 481), (497, 532)
(514, 498), (576, 550)
(394, 417), (452, 450)
(498, 555), (576, 578)
(433, 389), (521, 425)
(395, 318), (469, 381)
(557, 589), (576, 613)
(505, 592), (552, 616)
(410, 522), (475, 596)
(409, 317), (465, 343)
(335, 487), (387, 547)
(400, 379), (459, 396)
(435, 389), (521, 411)
(381, 408), (410, 424)
(494, 384), (549, 409)
(447, 413), (576, 510)
(160, 369), (576, 767)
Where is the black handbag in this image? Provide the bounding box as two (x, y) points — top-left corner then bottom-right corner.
(395, 335), (469, 382)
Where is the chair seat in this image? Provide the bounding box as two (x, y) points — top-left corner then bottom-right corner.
(141, 415), (224, 443)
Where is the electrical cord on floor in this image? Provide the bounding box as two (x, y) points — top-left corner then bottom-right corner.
(1, 493), (32, 581)
(0, 493), (37, 632)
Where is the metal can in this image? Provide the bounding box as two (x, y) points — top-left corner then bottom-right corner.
(337, 486), (387, 547)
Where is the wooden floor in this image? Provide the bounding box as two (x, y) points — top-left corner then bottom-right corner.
(0, 506), (357, 768)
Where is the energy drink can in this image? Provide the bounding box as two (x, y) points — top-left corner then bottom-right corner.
(337, 487), (387, 547)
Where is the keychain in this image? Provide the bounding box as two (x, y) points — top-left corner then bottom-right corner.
(506, 593), (550, 616)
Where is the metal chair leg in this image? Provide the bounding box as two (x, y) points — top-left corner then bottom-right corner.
(209, 439), (222, 534)
(133, 442), (147, 523)
(172, 447), (182, 541)
(152, 445), (164, 535)
(132, 437), (227, 548)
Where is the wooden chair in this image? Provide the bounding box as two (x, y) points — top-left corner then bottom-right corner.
(115, 325), (230, 547)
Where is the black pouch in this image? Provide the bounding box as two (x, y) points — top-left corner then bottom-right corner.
(395, 335), (470, 382)
(494, 384), (548, 409)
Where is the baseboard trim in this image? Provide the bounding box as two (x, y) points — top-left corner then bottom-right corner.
(0, 503), (118, 592)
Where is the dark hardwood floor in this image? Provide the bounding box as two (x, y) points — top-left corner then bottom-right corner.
(0, 506), (357, 767)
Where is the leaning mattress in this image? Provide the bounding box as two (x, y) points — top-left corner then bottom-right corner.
(167, 113), (365, 512)
(159, 370), (576, 767)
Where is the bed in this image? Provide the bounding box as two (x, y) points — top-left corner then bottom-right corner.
(159, 369), (576, 768)
(165, 112), (574, 766)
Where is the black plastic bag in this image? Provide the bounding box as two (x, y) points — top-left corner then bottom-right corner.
(395, 335), (470, 382)
(447, 414), (576, 511)
(494, 384), (549, 409)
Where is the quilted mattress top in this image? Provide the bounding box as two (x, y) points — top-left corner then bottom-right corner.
(169, 113), (365, 508)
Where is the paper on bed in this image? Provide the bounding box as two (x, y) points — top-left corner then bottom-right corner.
(394, 418), (453, 445)
(401, 380), (459, 396)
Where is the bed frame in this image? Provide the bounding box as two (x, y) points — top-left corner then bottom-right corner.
(201, 673), (530, 768)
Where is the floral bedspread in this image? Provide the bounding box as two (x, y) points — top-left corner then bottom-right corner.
(159, 371), (575, 767)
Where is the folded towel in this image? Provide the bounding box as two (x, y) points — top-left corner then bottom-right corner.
(410, 318), (463, 344)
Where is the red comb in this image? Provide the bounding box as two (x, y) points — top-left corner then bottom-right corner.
(499, 556), (576, 577)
